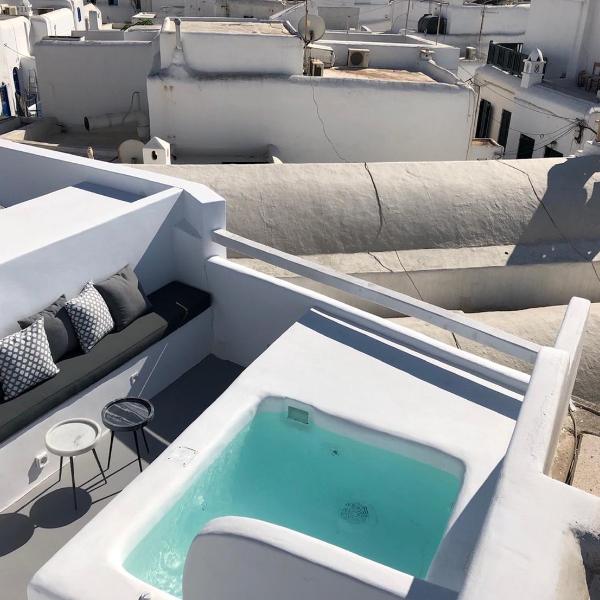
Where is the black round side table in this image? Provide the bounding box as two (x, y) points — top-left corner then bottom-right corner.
(101, 398), (154, 473)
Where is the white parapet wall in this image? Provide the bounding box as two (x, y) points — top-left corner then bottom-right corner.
(444, 4), (529, 36)
(34, 36), (159, 128)
(148, 72), (473, 162)
(179, 20), (303, 74)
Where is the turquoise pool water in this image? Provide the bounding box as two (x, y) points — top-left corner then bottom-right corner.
(124, 410), (462, 598)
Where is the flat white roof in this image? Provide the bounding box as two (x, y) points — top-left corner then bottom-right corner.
(180, 20), (291, 36)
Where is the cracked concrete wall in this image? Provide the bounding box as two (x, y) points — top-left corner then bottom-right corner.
(137, 155), (600, 255)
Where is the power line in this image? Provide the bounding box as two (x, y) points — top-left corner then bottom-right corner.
(502, 124), (579, 158)
(489, 116), (577, 140)
(476, 80), (581, 124)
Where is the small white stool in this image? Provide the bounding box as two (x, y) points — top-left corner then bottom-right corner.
(45, 418), (106, 510)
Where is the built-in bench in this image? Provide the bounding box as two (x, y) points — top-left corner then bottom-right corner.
(0, 281), (211, 444)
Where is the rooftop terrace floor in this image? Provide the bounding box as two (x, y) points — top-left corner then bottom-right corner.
(0, 355), (243, 600)
(325, 67), (435, 83)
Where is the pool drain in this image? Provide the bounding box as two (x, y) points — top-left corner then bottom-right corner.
(340, 502), (369, 524)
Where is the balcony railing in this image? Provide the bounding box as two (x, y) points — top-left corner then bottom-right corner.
(487, 41), (527, 77)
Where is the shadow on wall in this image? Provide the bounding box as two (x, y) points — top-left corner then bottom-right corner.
(508, 156), (600, 267)
(299, 310), (521, 420)
(428, 461), (503, 594)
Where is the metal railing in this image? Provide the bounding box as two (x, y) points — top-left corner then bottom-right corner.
(487, 41), (527, 77)
(212, 228), (542, 363)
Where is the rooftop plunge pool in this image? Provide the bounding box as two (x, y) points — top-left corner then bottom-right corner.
(124, 401), (464, 598)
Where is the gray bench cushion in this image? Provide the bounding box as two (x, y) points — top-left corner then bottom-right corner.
(0, 282), (211, 443)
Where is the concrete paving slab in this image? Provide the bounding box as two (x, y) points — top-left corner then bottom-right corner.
(572, 434), (600, 497)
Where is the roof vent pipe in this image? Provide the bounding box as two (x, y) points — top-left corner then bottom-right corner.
(83, 111), (150, 140)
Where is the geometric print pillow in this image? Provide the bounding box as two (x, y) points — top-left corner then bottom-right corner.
(0, 318), (60, 400)
(65, 281), (115, 353)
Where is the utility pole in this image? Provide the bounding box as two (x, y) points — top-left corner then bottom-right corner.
(478, 0), (493, 57)
(435, 1), (449, 46)
(404, 0), (411, 34)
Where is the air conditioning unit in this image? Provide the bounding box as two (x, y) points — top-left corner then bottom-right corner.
(347, 48), (370, 68)
(310, 59), (324, 77)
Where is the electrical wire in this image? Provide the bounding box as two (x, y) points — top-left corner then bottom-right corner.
(2, 42), (30, 59)
(476, 80), (582, 124)
(501, 124), (579, 158)
(488, 115), (578, 140)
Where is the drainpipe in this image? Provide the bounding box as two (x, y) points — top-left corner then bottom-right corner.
(83, 111), (150, 139)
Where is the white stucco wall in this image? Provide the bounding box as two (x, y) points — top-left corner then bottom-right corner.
(34, 37), (158, 126)
(182, 0), (284, 19)
(445, 4), (528, 36)
(524, 0), (591, 80)
(321, 32), (460, 72)
(148, 72), (473, 162)
(0, 17), (31, 118)
(30, 9), (75, 45)
(179, 23), (303, 75)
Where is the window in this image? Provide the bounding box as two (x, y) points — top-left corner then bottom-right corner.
(0, 84), (11, 118)
(498, 109), (511, 149)
(475, 99), (493, 138)
(108, 0), (118, 5)
(77, 7), (81, 21)
(544, 145), (563, 158)
(517, 134), (535, 159)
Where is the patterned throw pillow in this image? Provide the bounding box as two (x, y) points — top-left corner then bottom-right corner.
(65, 282), (115, 353)
(0, 319), (60, 400)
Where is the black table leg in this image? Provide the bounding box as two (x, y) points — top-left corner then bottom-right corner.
(107, 431), (114, 470)
(58, 456), (63, 483)
(92, 448), (107, 484)
(69, 456), (77, 510)
(133, 429), (142, 472)
(141, 427), (150, 454)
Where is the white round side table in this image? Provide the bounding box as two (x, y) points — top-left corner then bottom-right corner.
(45, 418), (106, 510)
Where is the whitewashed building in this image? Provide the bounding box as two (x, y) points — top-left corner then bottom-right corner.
(147, 18), (476, 163)
(0, 16), (34, 118)
(473, 0), (600, 159)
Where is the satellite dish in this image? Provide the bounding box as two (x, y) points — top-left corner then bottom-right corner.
(118, 139), (144, 164)
(297, 14), (326, 44)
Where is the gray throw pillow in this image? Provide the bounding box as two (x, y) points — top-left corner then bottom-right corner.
(95, 265), (151, 331)
(65, 282), (115, 353)
(0, 319), (60, 400)
(19, 295), (80, 361)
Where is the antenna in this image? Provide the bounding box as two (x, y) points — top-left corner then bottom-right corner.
(297, 14), (326, 44)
